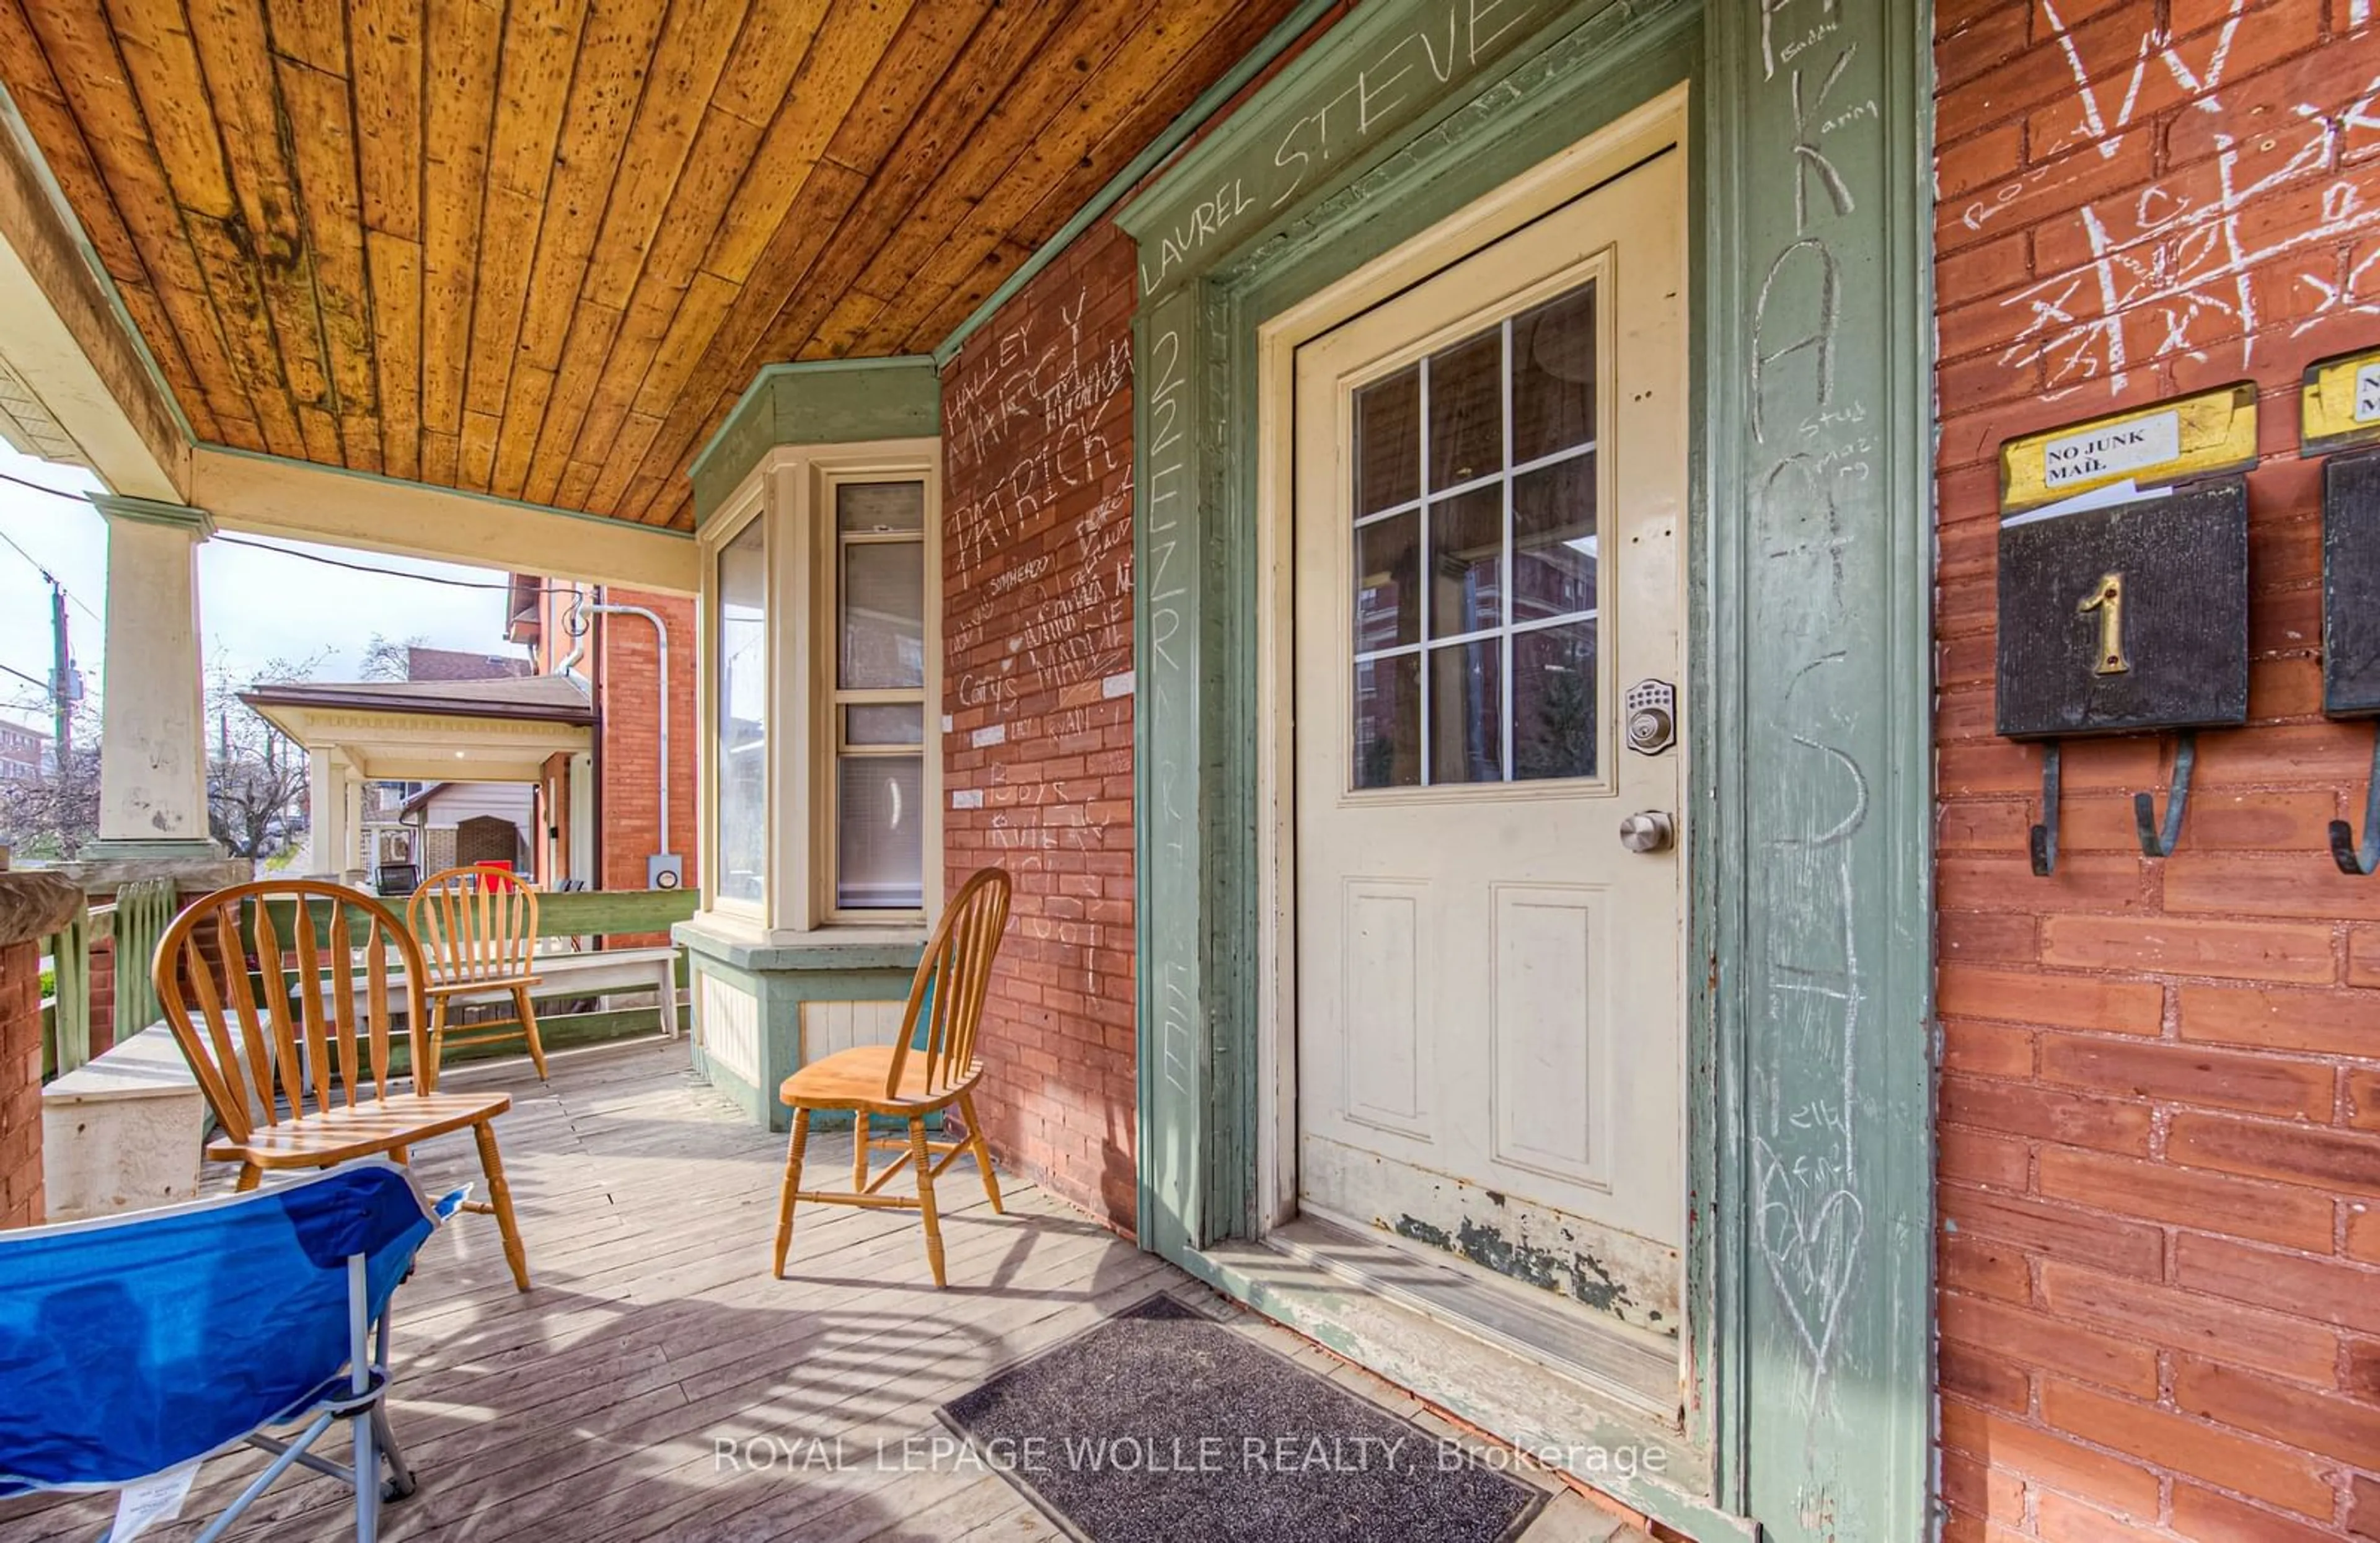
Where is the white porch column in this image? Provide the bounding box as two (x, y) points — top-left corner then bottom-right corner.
(306, 747), (347, 878)
(341, 771), (366, 880)
(84, 495), (217, 860)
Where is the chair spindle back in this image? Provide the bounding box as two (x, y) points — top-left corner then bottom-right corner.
(407, 865), (540, 986)
(152, 880), (429, 1141)
(884, 868), (1012, 1099)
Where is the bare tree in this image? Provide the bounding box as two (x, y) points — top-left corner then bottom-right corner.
(206, 653), (329, 860)
(358, 633), (426, 681)
(0, 705), (100, 858)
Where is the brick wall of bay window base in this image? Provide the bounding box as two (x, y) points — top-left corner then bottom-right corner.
(940, 221), (1137, 1233)
(1936, 3), (2380, 1537)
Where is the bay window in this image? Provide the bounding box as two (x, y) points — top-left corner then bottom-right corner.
(700, 443), (940, 934)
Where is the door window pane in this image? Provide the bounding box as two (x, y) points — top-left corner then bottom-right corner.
(716, 519), (767, 905)
(1355, 368), (1421, 515)
(1427, 332), (1502, 489)
(1512, 284), (1597, 463)
(1430, 640), (1502, 784)
(1429, 487), (1503, 639)
(1343, 276), (1604, 790)
(837, 754), (923, 909)
(1354, 512), (1420, 652)
(1512, 454), (1597, 625)
(1513, 622), (1597, 780)
(1353, 655), (1421, 789)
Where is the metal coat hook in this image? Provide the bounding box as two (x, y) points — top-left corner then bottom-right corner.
(2029, 741), (2061, 877)
(2132, 730), (2197, 858)
(2331, 723), (2380, 875)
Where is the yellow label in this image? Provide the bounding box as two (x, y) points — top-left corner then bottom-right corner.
(2000, 384), (2258, 515)
(2300, 348), (2380, 453)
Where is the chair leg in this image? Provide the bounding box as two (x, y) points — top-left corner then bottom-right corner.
(354, 1398), (381, 1543)
(958, 1092), (1004, 1215)
(470, 1120), (532, 1293)
(423, 996), (447, 1094)
(512, 984), (549, 1080)
(236, 1162), (263, 1193)
(910, 1116), (946, 1289)
(372, 1403), (417, 1501)
(853, 1112), (870, 1192)
(772, 1108), (812, 1279)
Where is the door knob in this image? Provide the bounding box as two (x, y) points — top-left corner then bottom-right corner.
(1618, 811), (1675, 853)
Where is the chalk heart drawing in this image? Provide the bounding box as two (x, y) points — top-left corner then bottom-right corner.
(1753, 1138), (1866, 1390)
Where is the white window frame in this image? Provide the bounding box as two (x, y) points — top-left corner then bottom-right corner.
(695, 440), (943, 938)
(701, 479), (771, 921)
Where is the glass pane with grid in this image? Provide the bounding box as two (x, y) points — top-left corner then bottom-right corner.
(1347, 279), (1600, 790)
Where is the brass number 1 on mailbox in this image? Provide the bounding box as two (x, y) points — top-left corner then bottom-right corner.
(2078, 572), (2130, 676)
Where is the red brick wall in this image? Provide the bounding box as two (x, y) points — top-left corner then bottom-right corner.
(1936, 4), (2380, 1537)
(0, 938), (42, 1227)
(593, 587), (700, 939)
(940, 221), (1137, 1232)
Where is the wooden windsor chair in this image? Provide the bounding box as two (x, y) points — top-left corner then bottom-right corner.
(151, 878), (532, 1291)
(405, 864), (549, 1091)
(772, 868), (1013, 1288)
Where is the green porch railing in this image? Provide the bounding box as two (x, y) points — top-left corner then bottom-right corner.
(40, 899), (109, 1081)
(43, 885), (699, 1081)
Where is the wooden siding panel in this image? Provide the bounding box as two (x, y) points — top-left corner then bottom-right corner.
(366, 229), (421, 475)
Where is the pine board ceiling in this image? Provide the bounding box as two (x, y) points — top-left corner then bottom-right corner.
(0, 0), (1301, 530)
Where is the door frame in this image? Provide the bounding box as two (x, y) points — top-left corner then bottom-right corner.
(1251, 94), (1693, 1242)
(1117, 1), (1934, 1537)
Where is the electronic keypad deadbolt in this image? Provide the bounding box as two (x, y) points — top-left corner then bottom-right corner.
(1618, 811), (1675, 853)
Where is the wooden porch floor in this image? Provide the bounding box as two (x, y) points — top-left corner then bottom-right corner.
(2, 1040), (1646, 1543)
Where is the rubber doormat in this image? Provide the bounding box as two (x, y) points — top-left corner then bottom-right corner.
(938, 1293), (1545, 1543)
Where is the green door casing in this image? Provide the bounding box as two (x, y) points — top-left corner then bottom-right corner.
(1122, 2), (1934, 1539)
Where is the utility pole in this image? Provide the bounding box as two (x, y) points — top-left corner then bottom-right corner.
(48, 579), (70, 766)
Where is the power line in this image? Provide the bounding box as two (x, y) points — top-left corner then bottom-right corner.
(0, 476), (105, 622)
(209, 533), (529, 591)
(2, 467), (544, 597)
(0, 660), (50, 693)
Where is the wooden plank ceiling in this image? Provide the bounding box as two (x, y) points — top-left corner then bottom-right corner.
(0, 0), (1303, 530)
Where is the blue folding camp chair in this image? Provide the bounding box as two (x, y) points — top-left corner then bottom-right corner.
(0, 1159), (461, 1541)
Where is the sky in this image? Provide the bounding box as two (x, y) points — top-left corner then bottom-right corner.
(0, 443), (529, 736)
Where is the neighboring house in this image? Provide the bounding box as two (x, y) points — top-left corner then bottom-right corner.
(397, 780), (534, 874)
(0, 720), (48, 783)
(239, 674), (594, 882)
(403, 645), (532, 683)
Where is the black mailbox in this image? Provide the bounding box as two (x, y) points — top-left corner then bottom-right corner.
(1996, 476), (2251, 740)
(2325, 448), (2380, 717)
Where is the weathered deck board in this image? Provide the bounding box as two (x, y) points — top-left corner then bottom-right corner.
(0, 1041), (1644, 1543)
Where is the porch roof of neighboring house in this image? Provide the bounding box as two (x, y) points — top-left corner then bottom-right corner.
(240, 674), (593, 784)
(0, 0), (1308, 555)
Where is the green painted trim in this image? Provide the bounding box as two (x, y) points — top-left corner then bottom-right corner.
(687, 357), (944, 523)
(193, 443), (698, 539)
(928, 0), (1341, 369)
(87, 492), (214, 536)
(687, 354), (940, 487)
(539, 886), (700, 937)
(77, 838), (222, 860)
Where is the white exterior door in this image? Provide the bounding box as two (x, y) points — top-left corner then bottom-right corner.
(1292, 151), (1688, 1331)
